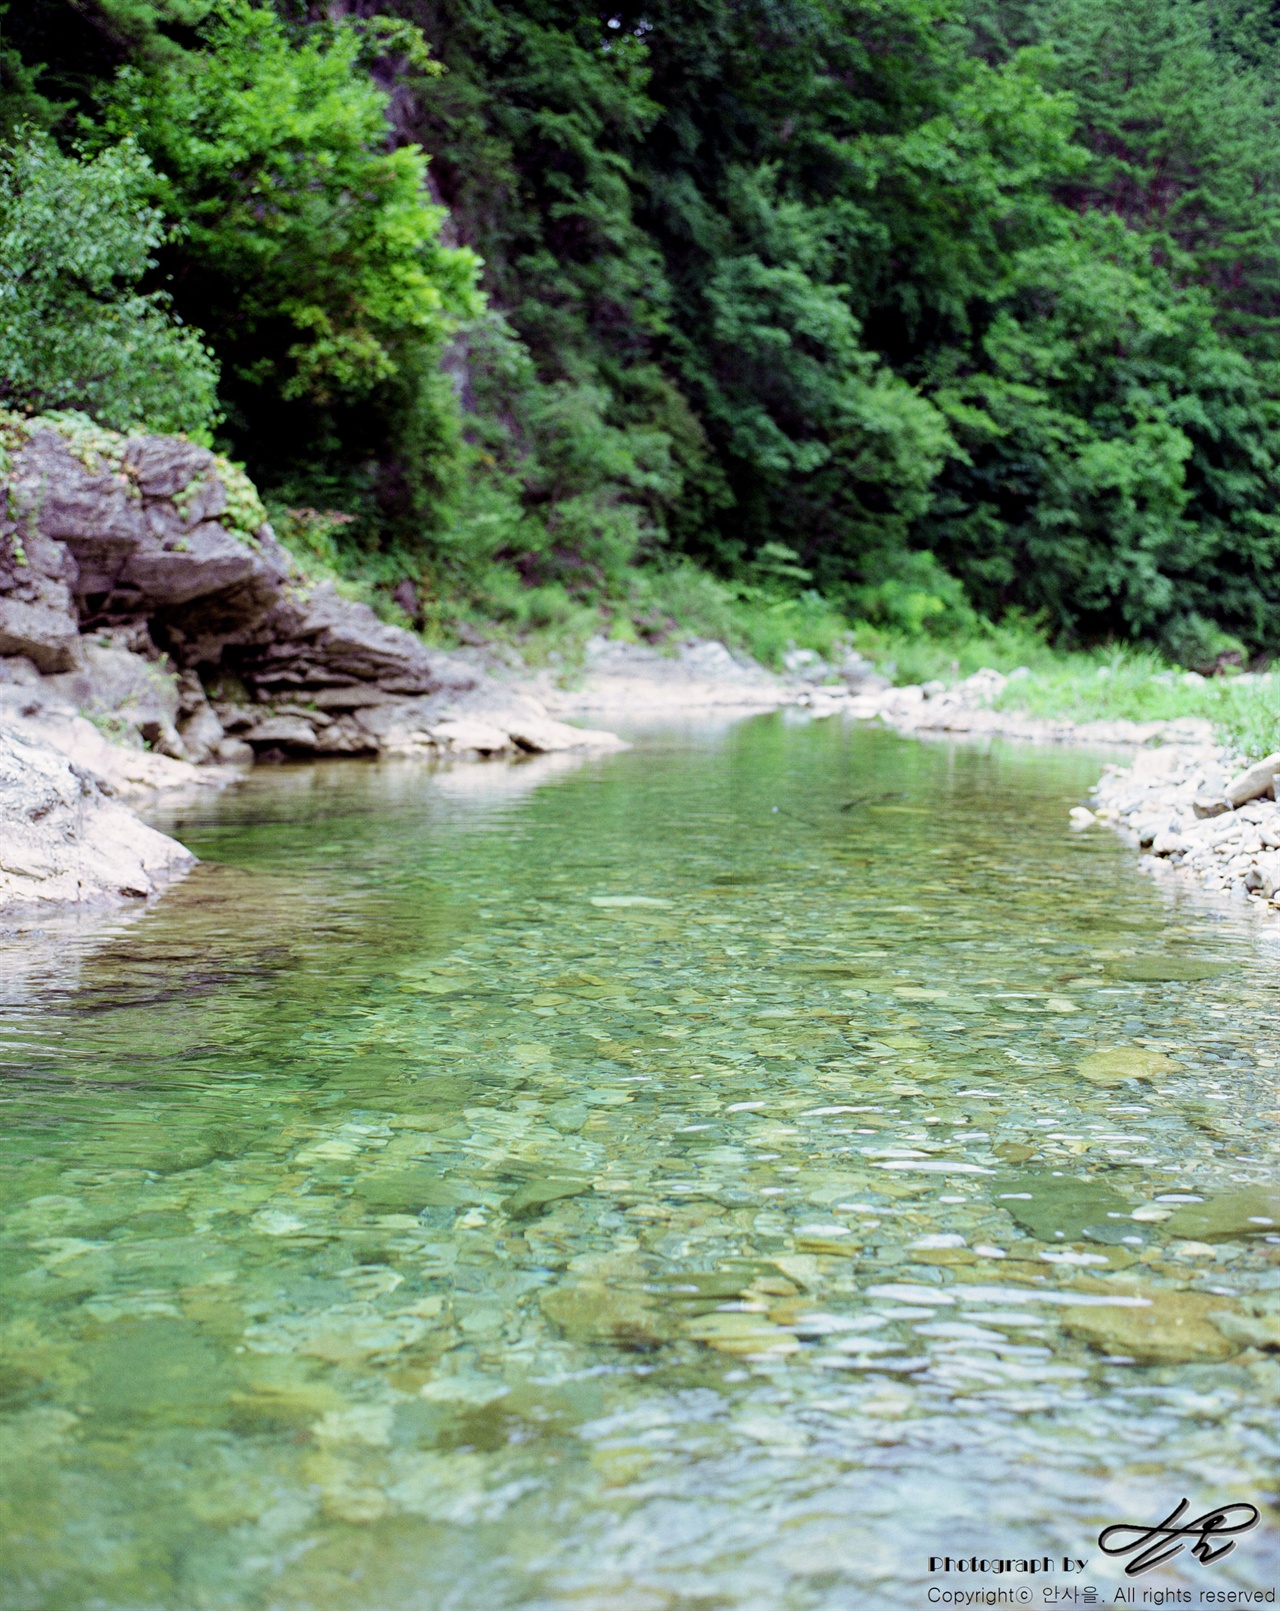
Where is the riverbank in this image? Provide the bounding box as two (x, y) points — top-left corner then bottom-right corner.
(1081, 740), (1280, 911)
(6, 497), (1280, 918)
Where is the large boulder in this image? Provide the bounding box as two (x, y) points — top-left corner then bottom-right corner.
(8, 639), (245, 765)
(2, 422), (466, 705)
(0, 505), (81, 672)
(348, 687), (627, 758)
(0, 593), (81, 674)
(0, 720), (196, 908)
(4, 424), (291, 651)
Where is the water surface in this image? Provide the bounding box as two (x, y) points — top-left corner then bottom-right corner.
(2, 716), (1279, 1609)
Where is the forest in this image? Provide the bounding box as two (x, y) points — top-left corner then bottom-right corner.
(5, 0), (1280, 672)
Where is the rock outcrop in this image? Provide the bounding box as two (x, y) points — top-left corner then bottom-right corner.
(0, 720), (195, 908)
(0, 413), (628, 911)
(0, 414), (624, 765)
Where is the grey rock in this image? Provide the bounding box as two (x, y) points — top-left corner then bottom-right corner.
(5, 430), (290, 667)
(269, 702), (334, 728)
(1192, 793), (1231, 819)
(1252, 849), (1280, 899)
(0, 720), (196, 908)
(146, 720), (189, 761)
(243, 583), (467, 699)
(45, 643), (180, 727)
(310, 716), (378, 756)
(120, 435), (216, 500)
(158, 558), (291, 668)
(42, 642), (188, 759)
(0, 512), (82, 672)
(0, 597), (82, 673)
(1225, 752), (1280, 808)
(211, 703), (255, 734)
(0, 656), (39, 686)
(175, 668), (208, 719)
(242, 715), (319, 750)
(177, 704), (225, 766)
(213, 735), (255, 765)
(0, 684), (208, 799)
(0, 422), (625, 775)
(16, 430), (145, 549)
(783, 647), (826, 676)
(309, 684), (399, 711)
(121, 520), (261, 609)
(838, 651), (890, 692)
(173, 660), (227, 760)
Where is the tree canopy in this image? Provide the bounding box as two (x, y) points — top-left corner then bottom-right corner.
(6, 0), (1280, 662)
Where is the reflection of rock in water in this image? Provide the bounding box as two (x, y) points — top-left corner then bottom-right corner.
(426, 746), (601, 807)
(0, 900), (151, 1007)
(0, 859), (346, 1051)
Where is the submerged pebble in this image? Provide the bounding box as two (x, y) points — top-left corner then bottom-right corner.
(4, 720), (1280, 1606)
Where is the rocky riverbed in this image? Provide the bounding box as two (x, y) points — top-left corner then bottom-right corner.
(835, 665), (1280, 911)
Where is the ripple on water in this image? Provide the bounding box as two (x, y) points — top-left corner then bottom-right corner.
(1, 718), (1278, 1608)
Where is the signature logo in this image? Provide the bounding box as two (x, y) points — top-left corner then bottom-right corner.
(1098, 1500), (1261, 1576)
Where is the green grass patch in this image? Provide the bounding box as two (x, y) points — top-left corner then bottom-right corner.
(846, 619), (1280, 759)
(995, 652), (1280, 756)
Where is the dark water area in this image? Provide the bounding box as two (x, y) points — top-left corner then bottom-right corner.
(1, 715), (1278, 1609)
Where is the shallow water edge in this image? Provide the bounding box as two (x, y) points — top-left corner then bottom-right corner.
(2, 714), (1278, 1611)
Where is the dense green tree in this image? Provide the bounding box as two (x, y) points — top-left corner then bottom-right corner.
(8, 0), (1280, 657)
(923, 218), (1280, 660)
(100, 2), (481, 528)
(970, 0), (1280, 353)
(404, 0), (1077, 620)
(0, 133), (219, 433)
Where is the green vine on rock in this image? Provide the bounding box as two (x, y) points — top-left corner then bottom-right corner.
(210, 456), (267, 543)
(0, 407), (269, 550)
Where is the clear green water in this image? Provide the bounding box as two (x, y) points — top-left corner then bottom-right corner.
(2, 716), (1279, 1609)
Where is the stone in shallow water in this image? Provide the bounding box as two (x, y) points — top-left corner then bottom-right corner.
(83, 1318), (233, 1427)
(353, 1170), (476, 1211)
(312, 1403), (395, 1447)
(249, 1209), (310, 1236)
(1077, 1046), (1176, 1085)
(227, 1374), (347, 1432)
(540, 1282), (672, 1348)
(245, 1306), (433, 1364)
(589, 895), (672, 908)
(683, 1311), (800, 1355)
(1164, 1188), (1280, 1242)
(795, 1225), (860, 1255)
(545, 1101), (590, 1132)
(502, 1176), (590, 1219)
(993, 1172), (1131, 1242)
(1080, 1219), (1147, 1247)
(1106, 957), (1230, 983)
(647, 1272), (750, 1301)
(1059, 1289), (1241, 1364)
(1209, 1310), (1280, 1349)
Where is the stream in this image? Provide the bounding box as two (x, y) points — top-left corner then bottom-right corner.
(2, 714), (1279, 1609)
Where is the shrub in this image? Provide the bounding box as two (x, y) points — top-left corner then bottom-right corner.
(0, 134), (219, 435)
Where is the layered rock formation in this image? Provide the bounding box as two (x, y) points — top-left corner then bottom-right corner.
(0, 415), (621, 765)
(0, 414), (623, 910)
